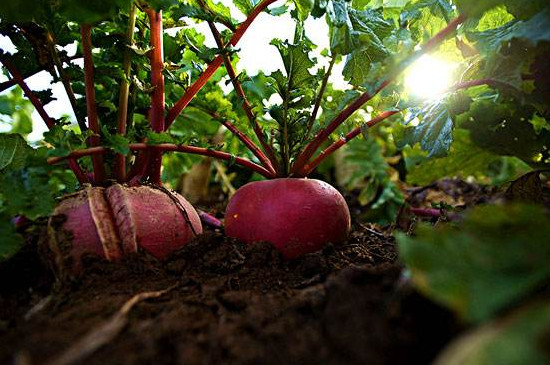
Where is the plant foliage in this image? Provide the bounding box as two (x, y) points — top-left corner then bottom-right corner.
(0, 0), (549, 260)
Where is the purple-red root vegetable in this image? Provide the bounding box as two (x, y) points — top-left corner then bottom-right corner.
(225, 178), (351, 259)
(47, 184), (202, 273)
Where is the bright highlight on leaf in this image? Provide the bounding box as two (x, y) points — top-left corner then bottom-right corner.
(404, 55), (455, 100)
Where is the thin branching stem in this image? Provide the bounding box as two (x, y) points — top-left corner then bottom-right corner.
(68, 160), (90, 184)
(145, 9), (166, 185)
(207, 20), (278, 174)
(196, 106), (276, 175)
(165, 0), (280, 128)
(113, 3), (137, 181)
(448, 78), (517, 92)
(0, 79), (17, 93)
(0, 55), (82, 94)
(0, 58), (55, 129)
(305, 56), (336, 139)
(298, 110), (400, 176)
(47, 143), (275, 178)
(291, 14), (467, 175)
(45, 31), (88, 132)
(291, 80), (390, 175)
(1, 58), (88, 184)
(81, 24), (106, 183)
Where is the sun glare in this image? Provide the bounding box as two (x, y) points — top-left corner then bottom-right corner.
(404, 55), (455, 100)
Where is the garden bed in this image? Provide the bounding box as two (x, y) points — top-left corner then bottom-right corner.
(0, 213), (459, 365)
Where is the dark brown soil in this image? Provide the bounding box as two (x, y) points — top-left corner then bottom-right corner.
(0, 221), (459, 365)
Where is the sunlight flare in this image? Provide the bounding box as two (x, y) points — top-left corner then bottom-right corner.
(404, 55), (455, 100)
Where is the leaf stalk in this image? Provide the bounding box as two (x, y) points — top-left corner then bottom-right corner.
(80, 24), (106, 183)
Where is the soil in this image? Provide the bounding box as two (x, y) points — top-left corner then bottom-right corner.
(0, 190), (463, 365)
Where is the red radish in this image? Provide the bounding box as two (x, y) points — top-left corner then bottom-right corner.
(48, 184), (202, 271)
(225, 179), (351, 259)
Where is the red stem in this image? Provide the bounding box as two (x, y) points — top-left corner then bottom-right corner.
(68, 159), (90, 184)
(219, 119), (276, 174)
(306, 57), (336, 139)
(0, 54), (82, 94)
(0, 59), (55, 129)
(300, 75), (503, 177)
(448, 78), (516, 92)
(299, 76), (506, 177)
(193, 106), (274, 173)
(299, 75), (499, 176)
(291, 15), (467, 175)
(165, 0), (280, 128)
(298, 110), (399, 177)
(145, 9), (166, 185)
(291, 80), (390, 175)
(0, 79), (17, 93)
(47, 143), (275, 178)
(207, 21), (278, 174)
(81, 24), (106, 184)
(1, 58), (89, 184)
(126, 148), (150, 184)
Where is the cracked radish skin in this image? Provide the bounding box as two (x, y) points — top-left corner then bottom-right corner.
(48, 184), (202, 271)
(225, 178), (351, 259)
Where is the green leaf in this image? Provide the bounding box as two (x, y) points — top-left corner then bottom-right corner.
(267, 5), (288, 16)
(468, 9), (550, 52)
(171, 0), (235, 30)
(11, 111), (34, 135)
(43, 124), (89, 158)
(58, 0), (132, 23)
(341, 136), (404, 224)
(0, 0), (50, 22)
(328, 3), (393, 56)
(271, 39), (316, 93)
(505, 0), (550, 20)
(0, 168), (57, 219)
(294, 0), (314, 20)
(455, 0), (549, 19)
(0, 97), (11, 115)
(266, 39), (322, 168)
(342, 45), (391, 85)
(144, 0), (179, 11)
(321, 2), (399, 86)
(401, 0), (454, 23)
(397, 203), (550, 323)
(436, 301), (550, 365)
(0, 134), (33, 171)
(102, 127), (130, 155)
(146, 131), (177, 145)
(406, 129), (499, 185)
(397, 101), (454, 157)
(458, 101), (550, 167)
(233, 0), (260, 15)
(0, 215), (23, 260)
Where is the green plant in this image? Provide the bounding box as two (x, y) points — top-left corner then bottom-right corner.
(1, 0), (549, 258)
(398, 203), (550, 364)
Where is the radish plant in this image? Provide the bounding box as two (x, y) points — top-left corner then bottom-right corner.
(1, 0), (549, 261)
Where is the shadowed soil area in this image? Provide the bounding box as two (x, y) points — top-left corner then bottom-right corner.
(0, 198), (461, 365)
